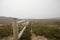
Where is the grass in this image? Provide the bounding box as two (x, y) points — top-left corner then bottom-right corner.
(32, 24), (60, 40)
(0, 24), (13, 38)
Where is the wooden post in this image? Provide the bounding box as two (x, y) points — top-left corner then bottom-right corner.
(25, 18), (26, 25)
(12, 18), (18, 40)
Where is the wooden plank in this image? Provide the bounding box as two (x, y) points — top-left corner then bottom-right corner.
(12, 18), (18, 40)
(18, 21), (29, 39)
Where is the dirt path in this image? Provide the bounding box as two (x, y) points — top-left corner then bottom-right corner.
(0, 36), (13, 40)
(31, 29), (48, 40)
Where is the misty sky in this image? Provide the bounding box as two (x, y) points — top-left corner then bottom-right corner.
(0, 0), (60, 19)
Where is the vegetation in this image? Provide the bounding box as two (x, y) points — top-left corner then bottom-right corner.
(31, 20), (60, 40)
(0, 18), (60, 40)
(0, 24), (13, 38)
(0, 23), (25, 38)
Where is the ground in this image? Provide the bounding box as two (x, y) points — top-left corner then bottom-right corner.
(31, 29), (48, 40)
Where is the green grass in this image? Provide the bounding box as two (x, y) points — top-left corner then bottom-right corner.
(32, 25), (60, 40)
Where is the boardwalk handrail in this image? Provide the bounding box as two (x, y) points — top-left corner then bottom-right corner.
(18, 25), (26, 39)
(12, 18), (29, 40)
(17, 20), (26, 23)
(18, 22), (29, 39)
(12, 18), (18, 40)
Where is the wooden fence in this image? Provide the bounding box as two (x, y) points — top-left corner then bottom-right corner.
(12, 18), (29, 40)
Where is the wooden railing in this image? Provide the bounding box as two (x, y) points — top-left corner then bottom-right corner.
(12, 18), (29, 40)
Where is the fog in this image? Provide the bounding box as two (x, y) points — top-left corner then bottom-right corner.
(0, 0), (60, 19)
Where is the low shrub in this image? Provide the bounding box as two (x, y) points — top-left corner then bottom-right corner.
(0, 25), (13, 38)
(32, 25), (60, 40)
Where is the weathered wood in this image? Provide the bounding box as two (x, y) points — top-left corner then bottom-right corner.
(18, 21), (29, 39)
(18, 25), (26, 39)
(12, 18), (18, 40)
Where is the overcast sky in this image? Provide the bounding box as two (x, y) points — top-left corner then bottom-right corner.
(0, 0), (60, 19)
